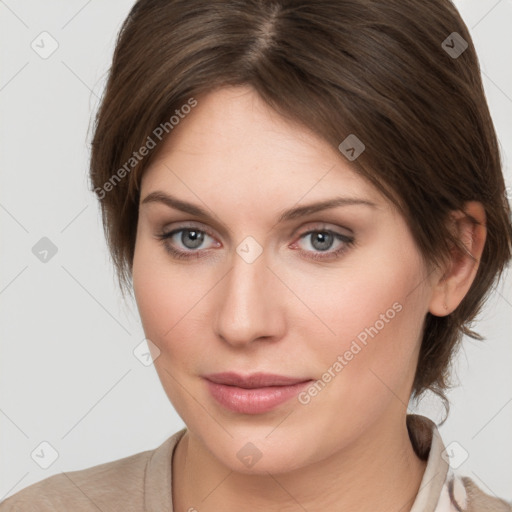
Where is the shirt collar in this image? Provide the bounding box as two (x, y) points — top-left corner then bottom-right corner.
(408, 414), (450, 512)
(144, 429), (185, 511)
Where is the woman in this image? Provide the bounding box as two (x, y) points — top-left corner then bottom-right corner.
(2, 0), (511, 510)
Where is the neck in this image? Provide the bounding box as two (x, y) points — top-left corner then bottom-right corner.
(172, 413), (427, 512)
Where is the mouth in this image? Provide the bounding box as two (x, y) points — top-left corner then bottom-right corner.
(203, 372), (314, 414)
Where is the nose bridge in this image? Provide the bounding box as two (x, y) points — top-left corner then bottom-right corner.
(214, 243), (283, 346)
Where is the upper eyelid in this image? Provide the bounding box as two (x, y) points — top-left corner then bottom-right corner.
(161, 221), (215, 235)
(161, 220), (352, 234)
(149, 202), (360, 239)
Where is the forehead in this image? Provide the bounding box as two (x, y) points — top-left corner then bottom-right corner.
(140, 86), (382, 207)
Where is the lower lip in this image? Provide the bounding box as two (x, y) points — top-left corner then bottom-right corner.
(205, 379), (312, 414)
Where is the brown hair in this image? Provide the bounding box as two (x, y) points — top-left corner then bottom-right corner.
(89, 0), (512, 415)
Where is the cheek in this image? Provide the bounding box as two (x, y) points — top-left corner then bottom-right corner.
(132, 238), (213, 364)
(292, 240), (429, 402)
(132, 241), (207, 416)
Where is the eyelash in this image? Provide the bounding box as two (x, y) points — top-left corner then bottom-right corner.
(154, 225), (356, 262)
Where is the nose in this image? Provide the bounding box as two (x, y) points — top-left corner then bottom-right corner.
(213, 246), (286, 348)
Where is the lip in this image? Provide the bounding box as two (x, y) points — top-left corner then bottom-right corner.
(204, 372), (313, 414)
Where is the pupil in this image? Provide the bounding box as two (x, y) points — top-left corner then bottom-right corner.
(312, 232), (332, 251)
(182, 230), (204, 249)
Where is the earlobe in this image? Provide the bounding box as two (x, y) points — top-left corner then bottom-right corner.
(428, 201), (487, 317)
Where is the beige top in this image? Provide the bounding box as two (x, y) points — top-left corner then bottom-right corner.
(1, 414), (510, 511)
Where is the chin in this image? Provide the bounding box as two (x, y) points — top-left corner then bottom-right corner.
(190, 419), (328, 475)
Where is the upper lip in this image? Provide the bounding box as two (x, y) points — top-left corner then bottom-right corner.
(204, 372), (312, 389)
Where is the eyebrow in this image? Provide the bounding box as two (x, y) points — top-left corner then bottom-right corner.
(140, 191), (378, 223)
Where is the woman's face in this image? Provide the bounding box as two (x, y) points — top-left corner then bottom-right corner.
(132, 85), (436, 473)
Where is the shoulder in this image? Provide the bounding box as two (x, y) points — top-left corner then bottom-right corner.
(462, 476), (512, 512)
(439, 472), (512, 512)
(406, 415), (511, 512)
(0, 446), (155, 511)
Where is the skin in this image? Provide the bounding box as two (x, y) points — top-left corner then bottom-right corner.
(132, 85), (486, 511)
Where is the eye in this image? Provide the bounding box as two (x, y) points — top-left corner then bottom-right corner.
(293, 228), (355, 261)
(154, 224), (355, 262)
(155, 226), (220, 260)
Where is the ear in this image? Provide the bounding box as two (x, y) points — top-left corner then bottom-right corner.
(428, 201), (487, 316)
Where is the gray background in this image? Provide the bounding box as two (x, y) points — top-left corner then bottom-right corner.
(1, 0), (511, 502)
